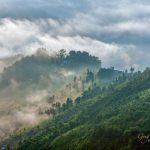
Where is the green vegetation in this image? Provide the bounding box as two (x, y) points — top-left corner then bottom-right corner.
(0, 50), (101, 88)
(3, 67), (150, 150)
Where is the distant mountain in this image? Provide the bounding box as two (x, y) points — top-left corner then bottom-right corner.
(3, 67), (150, 149)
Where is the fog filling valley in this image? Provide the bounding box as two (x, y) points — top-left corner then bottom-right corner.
(0, 51), (86, 139)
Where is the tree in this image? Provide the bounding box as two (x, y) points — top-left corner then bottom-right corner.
(74, 76), (77, 83)
(62, 103), (66, 111)
(56, 102), (61, 113)
(45, 108), (55, 116)
(66, 98), (73, 109)
(130, 67), (134, 74)
(86, 69), (94, 86)
(57, 49), (66, 63)
(75, 97), (81, 105)
(50, 108), (56, 117)
(66, 50), (101, 67)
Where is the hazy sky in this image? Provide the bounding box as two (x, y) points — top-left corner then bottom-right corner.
(0, 0), (150, 70)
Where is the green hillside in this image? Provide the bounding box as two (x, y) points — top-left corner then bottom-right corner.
(3, 68), (150, 150)
(0, 50), (126, 143)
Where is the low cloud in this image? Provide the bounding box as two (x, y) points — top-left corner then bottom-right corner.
(0, 0), (150, 70)
(0, 18), (148, 70)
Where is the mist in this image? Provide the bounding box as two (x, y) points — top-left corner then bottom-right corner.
(0, 56), (86, 139)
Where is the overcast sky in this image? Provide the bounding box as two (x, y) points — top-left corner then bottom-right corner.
(0, 0), (150, 70)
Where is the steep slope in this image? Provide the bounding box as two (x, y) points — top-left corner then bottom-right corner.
(4, 68), (150, 150)
(0, 50), (103, 139)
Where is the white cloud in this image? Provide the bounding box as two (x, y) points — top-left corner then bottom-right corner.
(0, 18), (149, 70)
(0, 19), (39, 56)
(0, 0), (150, 69)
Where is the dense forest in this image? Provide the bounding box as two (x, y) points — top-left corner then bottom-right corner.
(0, 50), (101, 88)
(1, 58), (150, 149)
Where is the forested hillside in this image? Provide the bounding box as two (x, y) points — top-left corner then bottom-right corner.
(0, 50), (124, 142)
(0, 0), (149, 150)
(3, 67), (150, 150)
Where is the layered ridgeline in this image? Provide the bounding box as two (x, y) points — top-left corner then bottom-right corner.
(0, 49), (123, 140)
(2, 66), (150, 149)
